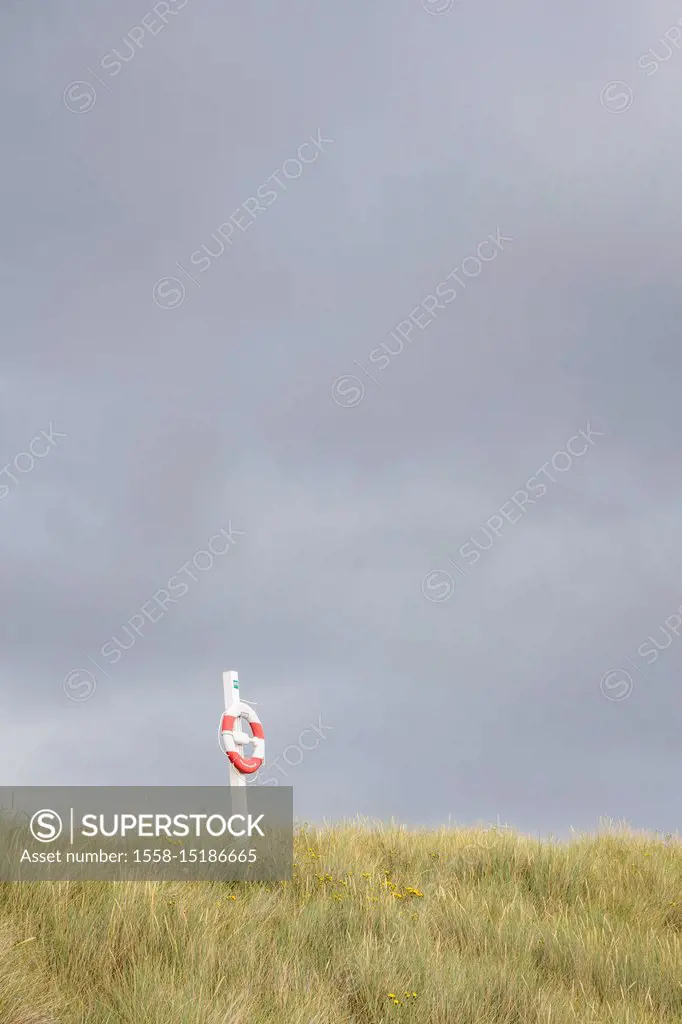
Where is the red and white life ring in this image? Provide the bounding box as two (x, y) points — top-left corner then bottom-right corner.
(220, 701), (265, 775)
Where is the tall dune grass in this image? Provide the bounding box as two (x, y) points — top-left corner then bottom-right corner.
(1, 822), (681, 1023)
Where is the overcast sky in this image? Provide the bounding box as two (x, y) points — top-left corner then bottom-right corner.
(1, 0), (681, 839)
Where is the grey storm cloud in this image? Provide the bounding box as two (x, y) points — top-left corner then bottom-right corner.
(1, 0), (681, 838)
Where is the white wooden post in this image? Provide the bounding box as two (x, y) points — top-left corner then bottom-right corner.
(222, 669), (247, 817)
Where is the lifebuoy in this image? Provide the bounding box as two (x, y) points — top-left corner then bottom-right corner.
(220, 701), (264, 774)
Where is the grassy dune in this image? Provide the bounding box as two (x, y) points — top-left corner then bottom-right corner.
(0, 823), (681, 1023)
